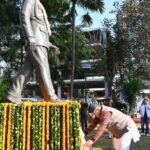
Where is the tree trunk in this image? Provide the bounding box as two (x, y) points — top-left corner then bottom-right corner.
(129, 101), (136, 115)
(108, 80), (113, 106)
(70, 1), (76, 99)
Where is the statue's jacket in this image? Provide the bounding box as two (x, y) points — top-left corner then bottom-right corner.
(21, 0), (50, 49)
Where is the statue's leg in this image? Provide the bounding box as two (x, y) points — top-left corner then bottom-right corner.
(29, 46), (58, 101)
(7, 57), (33, 103)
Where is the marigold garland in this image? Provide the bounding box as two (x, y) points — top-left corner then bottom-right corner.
(62, 105), (66, 150)
(0, 100), (82, 150)
(22, 103), (27, 150)
(27, 102), (31, 150)
(6, 104), (12, 150)
(0, 104), (4, 150)
(2, 103), (8, 150)
(42, 102), (46, 150)
(46, 104), (50, 150)
(66, 102), (70, 150)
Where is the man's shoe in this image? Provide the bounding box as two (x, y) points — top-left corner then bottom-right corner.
(146, 134), (150, 136)
(140, 133), (145, 136)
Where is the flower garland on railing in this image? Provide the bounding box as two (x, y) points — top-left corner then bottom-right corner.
(31, 103), (42, 150)
(2, 103), (7, 150)
(10, 104), (24, 150)
(7, 103), (12, 150)
(0, 100), (81, 150)
(0, 104), (4, 150)
(66, 102), (70, 150)
(42, 102), (46, 150)
(69, 103), (73, 150)
(46, 104), (50, 150)
(27, 103), (31, 150)
(62, 105), (66, 150)
(72, 103), (81, 150)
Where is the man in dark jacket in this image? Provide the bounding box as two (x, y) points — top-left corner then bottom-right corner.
(80, 102), (89, 132)
(7, 0), (59, 103)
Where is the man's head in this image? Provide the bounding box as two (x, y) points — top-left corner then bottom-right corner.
(143, 98), (148, 104)
(88, 104), (103, 119)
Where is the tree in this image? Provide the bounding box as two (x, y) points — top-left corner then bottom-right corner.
(0, 0), (22, 73)
(115, 0), (150, 79)
(44, 0), (104, 98)
(119, 76), (144, 113)
(0, 76), (12, 101)
(69, 0), (104, 98)
(100, 0), (150, 107)
(94, 18), (130, 103)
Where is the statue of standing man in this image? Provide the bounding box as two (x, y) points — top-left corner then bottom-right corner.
(7, 0), (59, 103)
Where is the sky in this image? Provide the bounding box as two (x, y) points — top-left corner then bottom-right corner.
(76, 0), (117, 29)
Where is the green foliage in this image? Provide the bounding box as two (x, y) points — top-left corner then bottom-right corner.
(78, 0), (104, 13)
(0, 0), (22, 74)
(0, 77), (12, 100)
(102, 23), (129, 81)
(119, 76), (144, 112)
(45, 0), (104, 28)
(0, 0), (20, 26)
(0, 25), (22, 72)
(94, 20), (130, 97)
(50, 26), (94, 81)
(115, 0), (150, 79)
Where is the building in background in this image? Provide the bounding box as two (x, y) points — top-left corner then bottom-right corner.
(62, 28), (111, 102)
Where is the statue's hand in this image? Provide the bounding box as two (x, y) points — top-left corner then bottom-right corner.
(27, 37), (36, 50)
(49, 43), (60, 54)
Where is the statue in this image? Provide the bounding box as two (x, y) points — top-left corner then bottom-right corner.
(7, 0), (59, 103)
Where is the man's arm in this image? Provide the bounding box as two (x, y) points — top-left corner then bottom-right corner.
(21, 0), (35, 44)
(85, 118), (100, 135)
(139, 105), (142, 114)
(85, 111), (112, 147)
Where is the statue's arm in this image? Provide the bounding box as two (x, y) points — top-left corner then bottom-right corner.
(21, 0), (35, 43)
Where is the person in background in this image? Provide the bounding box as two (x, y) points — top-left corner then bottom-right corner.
(87, 92), (98, 106)
(139, 98), (150, 136)
(80, 101), (89, 132)
(84, 103), (140, 150)
(108, 96), (113, 139)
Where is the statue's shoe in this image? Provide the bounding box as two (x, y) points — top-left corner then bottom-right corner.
(7, 95), (22, 104)
(2, 99), (12, 103)
(50, 98), (62, 102)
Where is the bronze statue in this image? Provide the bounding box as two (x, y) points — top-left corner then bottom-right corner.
(7, 0), (59, 103)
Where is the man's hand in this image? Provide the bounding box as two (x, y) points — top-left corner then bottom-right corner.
(86, 140), (94, 146)
(84, 140), (94, 150)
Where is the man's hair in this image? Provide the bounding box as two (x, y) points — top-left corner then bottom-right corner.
(88, 103), (97, 113)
